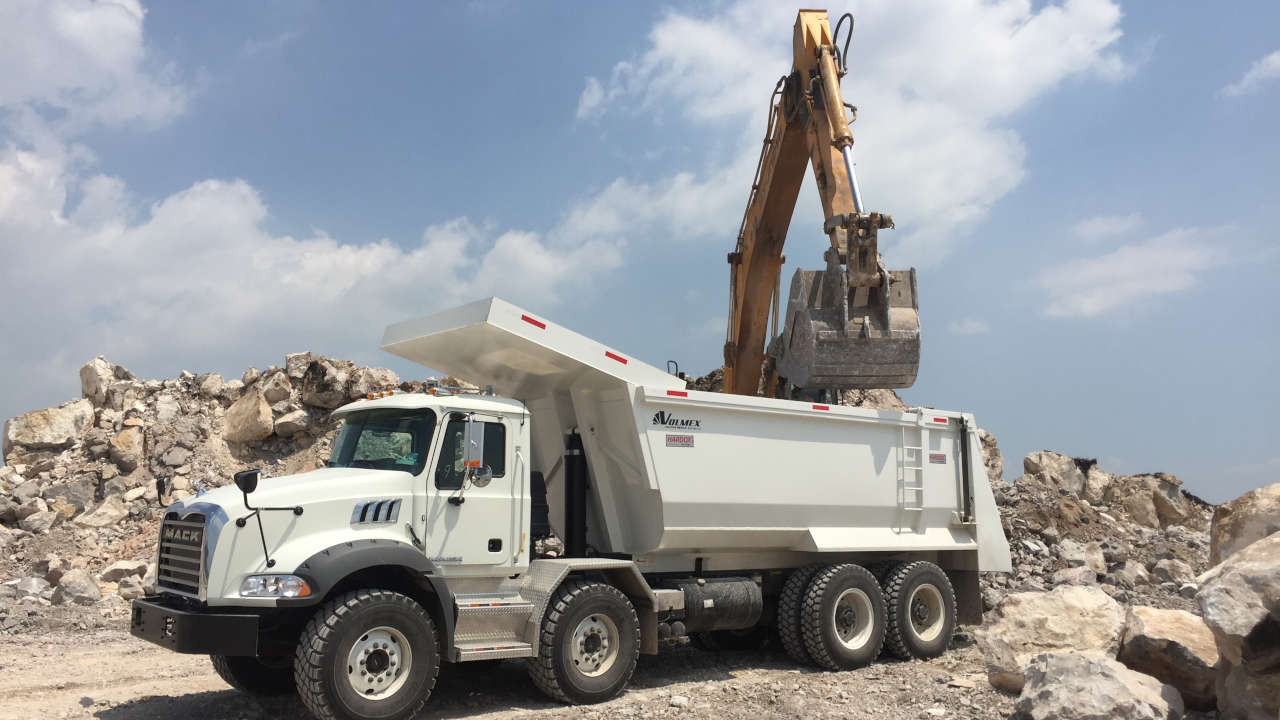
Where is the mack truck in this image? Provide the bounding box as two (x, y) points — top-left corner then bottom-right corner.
(130, 297), (1011, 720)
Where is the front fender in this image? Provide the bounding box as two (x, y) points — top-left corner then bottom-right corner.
(281, 539), (455, 654)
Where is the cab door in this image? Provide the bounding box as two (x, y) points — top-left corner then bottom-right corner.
(423, 412), (515, 568)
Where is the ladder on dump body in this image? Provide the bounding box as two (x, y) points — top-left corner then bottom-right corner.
(898, 423), (925, 520)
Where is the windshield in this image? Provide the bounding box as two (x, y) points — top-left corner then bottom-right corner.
(328, 409), (436, 474)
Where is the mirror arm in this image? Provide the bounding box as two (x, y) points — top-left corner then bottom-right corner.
(235, 489), (304, 569)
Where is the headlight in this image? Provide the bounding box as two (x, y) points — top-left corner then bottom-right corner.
(240, 574), (312, 598)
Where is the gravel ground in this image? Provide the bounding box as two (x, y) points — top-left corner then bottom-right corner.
(0, 627), (1017, 720)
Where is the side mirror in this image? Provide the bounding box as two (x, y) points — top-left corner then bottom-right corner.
(234, 468), (260, 494)
(462, 415), (485, 473)
(471, 466), (493, 488)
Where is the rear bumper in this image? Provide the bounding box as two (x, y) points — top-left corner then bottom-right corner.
(130, 597), (259, 655)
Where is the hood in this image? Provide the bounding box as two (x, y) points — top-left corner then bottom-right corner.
(166, 466), (414, 520)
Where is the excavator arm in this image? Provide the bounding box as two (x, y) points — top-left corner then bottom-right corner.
(723, 10), (919, 397)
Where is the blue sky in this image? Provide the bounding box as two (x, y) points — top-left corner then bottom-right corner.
(1, 0), (1276, 502)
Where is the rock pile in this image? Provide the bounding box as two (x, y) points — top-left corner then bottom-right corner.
(0, 353), (415, 631)
(981, 447), (1213, 613)
(3, 358), (1278, 719)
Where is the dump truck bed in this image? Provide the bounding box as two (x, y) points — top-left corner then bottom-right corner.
(382, 298), (1010, 573)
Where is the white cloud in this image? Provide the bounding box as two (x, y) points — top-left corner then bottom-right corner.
(573, 0), (1133, 264)
(0, 144), (621, 415)
(0, 0), (187, 132)
(1072, 212), (1142, 242)
(575, 77), (605, 120)
(1222, 50), (1280, 97)
(1039, 227), (1226, 317)
(242, 30), (301, 58)
(948, 318), (990, 335)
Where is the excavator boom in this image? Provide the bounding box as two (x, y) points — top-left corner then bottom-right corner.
(723, 10), (919, 397)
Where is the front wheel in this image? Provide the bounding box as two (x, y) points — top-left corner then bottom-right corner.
(527, 579), (639, 704)
(210, 654), (295, 695)
(294, 589), (441, 720)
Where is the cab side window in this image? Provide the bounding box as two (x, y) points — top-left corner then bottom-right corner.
(484, 422), (506, 478)
(434, 419), (507, 490)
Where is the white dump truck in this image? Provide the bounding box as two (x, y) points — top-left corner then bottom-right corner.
(130, 297), (1011, 720)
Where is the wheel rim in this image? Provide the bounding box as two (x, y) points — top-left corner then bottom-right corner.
(831, 588), (875, 650)
(345, 625), (413, 700)
(907, 583), (945, 642)
(570, 613), (619, 678)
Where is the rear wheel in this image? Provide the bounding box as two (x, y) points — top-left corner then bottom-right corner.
(800, 564), (886, 670)
(777, 565), (821, 664)
(294, 589), (440, 720)
(882, 561), (956, 660)
(527, 579), (639, 704)
(210, 654), (295, 695)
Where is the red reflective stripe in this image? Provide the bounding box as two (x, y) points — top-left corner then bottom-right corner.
(605, 351), (627, 364)
(932, 416), (948, 423)
(667, 390), (688, 397)
(521, 314), (546, 329)
(812, 404), (829, 411)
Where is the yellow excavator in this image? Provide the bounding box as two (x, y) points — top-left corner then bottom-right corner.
(723, 9), (919, 398)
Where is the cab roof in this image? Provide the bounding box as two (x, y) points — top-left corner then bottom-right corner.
(331, 392), (526, 418)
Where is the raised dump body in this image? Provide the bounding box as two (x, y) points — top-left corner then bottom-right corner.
(381, 297), (1010, 574)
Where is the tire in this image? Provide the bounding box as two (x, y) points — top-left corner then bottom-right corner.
(777, 565), (821, 664)
(527, 579), (640, 704)
(294, 589), (441, 720)
(881, 561), (957, 660)
(210, 654), (295, 695)
(691, 625), (772, 652)
(800, 564), (886, 670)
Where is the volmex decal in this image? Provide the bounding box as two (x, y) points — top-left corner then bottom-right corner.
(652, 410), (702, 431)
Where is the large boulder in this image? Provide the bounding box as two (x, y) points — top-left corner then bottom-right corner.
(349, 366), (400, 399)
(109, 426), (144, 472)
(52, 568), (101, 606)
(1210, 482), (1280, 565)
(975, 585), (1127, 693)
(100, 559), (149, 583)
(1082, 466), (1113, 505)
(19, 509), (58, 534)
(1150, 558), (1194, 586)
(285, 351), (312, 380)
(75, 495), (129, 528)
(1014, 652), (1184, 720)
(224, 391), (273, 444)
(1105, 473), (1194, 529)
(3, 398), (94, 457)
(273, 409), (312, 437)
(978, 429), (1003, 485)
(197, 373), (224, 398)
(1196, 531), (1280, 720)
(1119, 606), (1219, 710)
(301, 358), (351, 408)
(1024, 451), (1086, 496)
(260, 371), (293, 404)
(79, 356), (114, 405)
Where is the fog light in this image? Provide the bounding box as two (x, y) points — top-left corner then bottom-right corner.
(240, 574), (312, 598)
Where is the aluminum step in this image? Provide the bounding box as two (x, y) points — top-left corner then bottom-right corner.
(452, 594), (535, 658)
(455, 640), (534, 661)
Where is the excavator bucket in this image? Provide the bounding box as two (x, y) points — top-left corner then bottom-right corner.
(771, 261), (920, 391)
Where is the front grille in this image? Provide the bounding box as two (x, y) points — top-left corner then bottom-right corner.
(157, 513), (205, 597)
